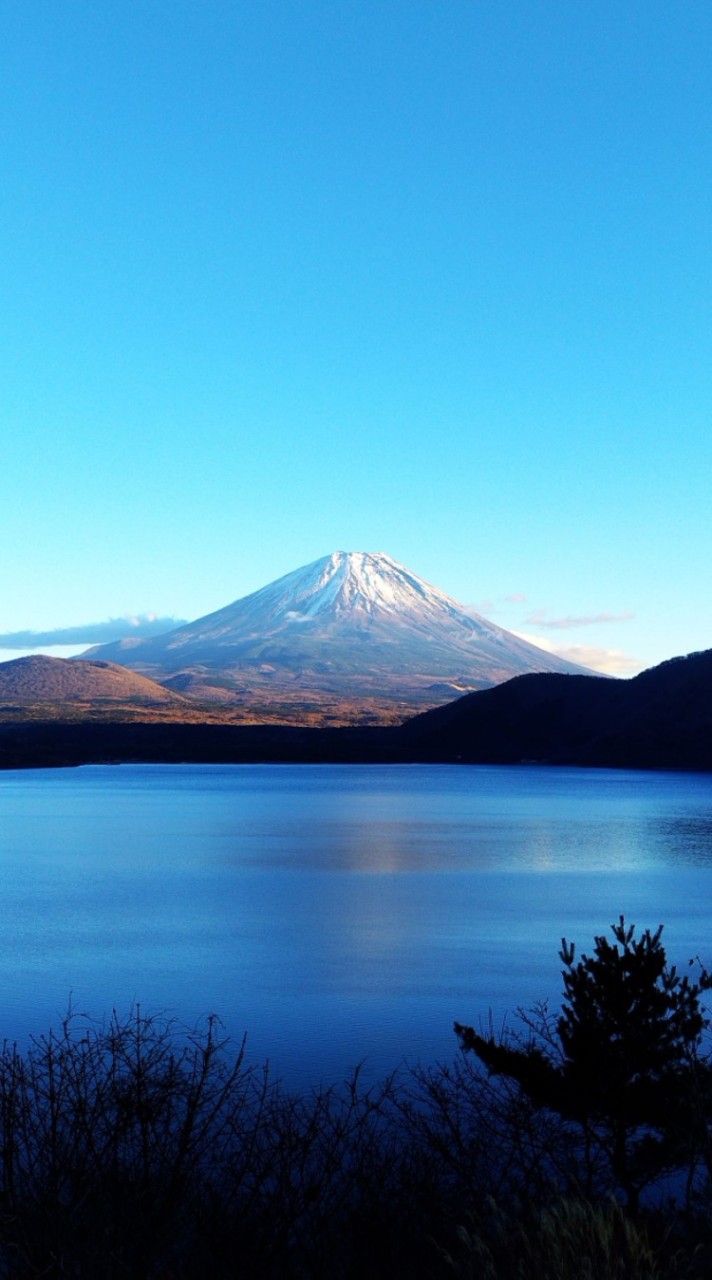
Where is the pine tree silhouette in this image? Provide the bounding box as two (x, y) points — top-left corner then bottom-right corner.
(456, 917), (712, 1210)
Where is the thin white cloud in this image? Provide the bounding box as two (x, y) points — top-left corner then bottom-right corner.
(524, 609), (634, 631)
(466, 592), (528, 615)
(514, 631), (643, 677)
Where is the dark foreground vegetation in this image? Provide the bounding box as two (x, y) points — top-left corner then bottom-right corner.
(2, 921), (712, 1277)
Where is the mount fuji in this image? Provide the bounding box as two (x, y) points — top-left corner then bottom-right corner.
(84, 551), (591, 724)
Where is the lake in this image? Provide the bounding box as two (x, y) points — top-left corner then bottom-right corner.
(0, 763), (710, 1086)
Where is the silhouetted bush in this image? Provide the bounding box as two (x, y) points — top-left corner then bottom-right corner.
(0, 920), (709, 1276)
(455, 918), (712, 1214)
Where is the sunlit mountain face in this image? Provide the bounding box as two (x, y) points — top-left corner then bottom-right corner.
(0, 655), (193, 721)
(82, 551), (591, 725)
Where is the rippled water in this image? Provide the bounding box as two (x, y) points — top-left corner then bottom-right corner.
(0, 763), (710, 1084)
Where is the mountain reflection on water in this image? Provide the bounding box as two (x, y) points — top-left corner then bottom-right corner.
(0, 763), (710, 1086)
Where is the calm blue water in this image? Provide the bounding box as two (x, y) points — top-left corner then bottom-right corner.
(0, 763), (710, 1086)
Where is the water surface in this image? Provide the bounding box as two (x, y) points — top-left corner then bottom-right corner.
(0, 763), (710, 1084)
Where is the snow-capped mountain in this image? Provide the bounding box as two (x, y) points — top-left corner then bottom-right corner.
(84, 552), (590, 723)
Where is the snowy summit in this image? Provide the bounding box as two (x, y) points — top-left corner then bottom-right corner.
(84, 551), (589, 724)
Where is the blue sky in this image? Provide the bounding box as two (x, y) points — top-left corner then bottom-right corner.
(2, 1), (711, 676)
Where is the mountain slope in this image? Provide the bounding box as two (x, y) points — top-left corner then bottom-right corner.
(0, 655), (192, 721)
(84, 551), (590, 723)
(396, 648), (712, 770)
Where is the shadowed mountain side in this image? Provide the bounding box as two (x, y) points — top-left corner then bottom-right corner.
(396, 649), (712, 770)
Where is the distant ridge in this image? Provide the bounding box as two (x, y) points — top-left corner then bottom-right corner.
(2, 648), (711, 772)
(83, 551), (590, 723)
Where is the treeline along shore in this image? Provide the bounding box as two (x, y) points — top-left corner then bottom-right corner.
(0, 721), (401, 769)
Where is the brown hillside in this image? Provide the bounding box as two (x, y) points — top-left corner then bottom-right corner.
(0, 656), (187, 707)
(0, 656), (408, 726)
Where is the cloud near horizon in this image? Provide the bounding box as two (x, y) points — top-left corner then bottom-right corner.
(0, 615), (187, 649)
(513, 630), (643, 676)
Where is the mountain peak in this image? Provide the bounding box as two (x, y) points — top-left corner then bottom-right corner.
(83, 550), (590, 724)
(262, 550), (463, 623)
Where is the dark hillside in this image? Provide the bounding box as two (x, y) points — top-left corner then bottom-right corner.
(397, 649), (712, 771)
(581, 649), (712, 768)
(396, 672), (618, 763)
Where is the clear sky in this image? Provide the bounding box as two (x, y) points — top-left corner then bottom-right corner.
(2, 1), (711, 676)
